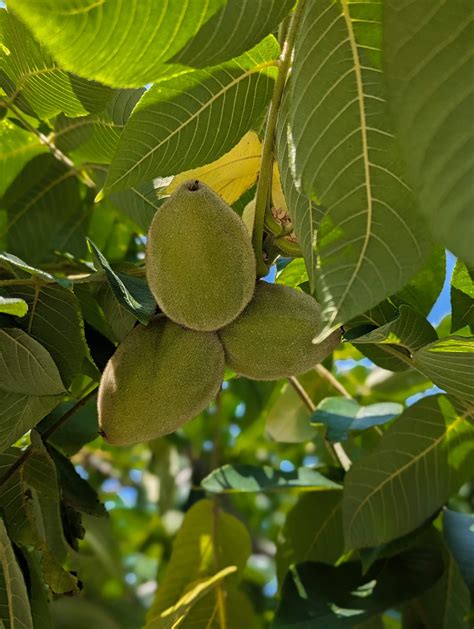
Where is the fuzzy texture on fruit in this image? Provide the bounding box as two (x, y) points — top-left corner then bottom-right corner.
(98, 317), (225, 445)
(218, 282), (341, 381)
(146, 180), (256, 332)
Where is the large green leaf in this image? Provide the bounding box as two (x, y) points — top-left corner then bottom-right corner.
(451, 260), (474, 333)
(0, 328), (64, 396)
(0, 10), (112, 118)
(7, 0), (225, 87)
(0, 119), (46, 197)
(54, 88), (144, 164)
(0, 390), (59, 454)
(277, 491), (344, 585)
(201, 464), (340, 494)
(146, 499), (251, 628)
(287, 0), (429, 331)
(172, 0), (294, 67)
(102, 38), (278, 195)
(0, 155), (85, 264)
(7, 284), (89, 387)
(384, 0), (474, 265)
(413, 337), (474, 403)
(343, 395), (474, 549)
(0, 518), (34, 629)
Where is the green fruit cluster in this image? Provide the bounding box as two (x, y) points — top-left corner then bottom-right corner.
(98, 180), (340, 445)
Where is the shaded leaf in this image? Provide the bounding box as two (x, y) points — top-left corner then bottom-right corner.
(0, 252), (71, 288)
(451, 260), (474, 333)
(384, 0), (474, 265)
(102, 39), (278, 195)
(275, 539), (444, 628)
(202, 464), (340, 494)
(0, 155), (85, 264)
(108, 179), (166, 233)
(343, 395), (474, 549)
(311, 398), (403, 442)
(172, 0), (294, 67)
(7, 284), (89, 387)
(287, 0), (429, 331)
(0, 517), (34, 629)
(443, 509), (474, 595)
(88, 239), (155, 324)
(0, 328), (64, 396)
(277, 491), (344, 586)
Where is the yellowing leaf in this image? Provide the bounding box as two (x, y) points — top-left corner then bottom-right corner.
(167, 132), (261, 204)
(272, 162), (288, 212)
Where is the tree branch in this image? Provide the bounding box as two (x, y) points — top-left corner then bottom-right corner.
(288, 375), (352, 471)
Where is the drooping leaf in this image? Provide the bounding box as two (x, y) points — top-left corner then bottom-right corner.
(287, 0), (429, 330)
(384, 0), (474, 265)
(146, 499), (251, 628)
(23, 549), (54, 629)
(167, 132), (261, 204)
(0, 252), (71, 288)
(0, 10), (112, 118)
(0, 328), (64, 396)
(202, 464), (340, 494)
(7, 0), (225, 88)
(443, 509), (474, 595)
(0, 517), (34, 629)
(0, 155), (85, 264)
(343, 395), (474, 549)
(277, 491), (344, 586)
(54, 88), (144, 164)
(88, 239), (155, 324)
(310, 398), (403, 443)
(6, 284), (89, 387)
(102, 39), (278, 196)
(172, 0), (294, 67)
(275, 537), (444, 628)
(0, 296), (27, 317)
(451, 260), (474, 333)
(413, 336), (474, 403)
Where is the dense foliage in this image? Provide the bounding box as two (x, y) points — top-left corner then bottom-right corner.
(0, 1), (473, 627)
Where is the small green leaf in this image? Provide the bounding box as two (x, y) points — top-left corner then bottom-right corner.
(343, 395), (474, 549)
(413, 336), (474, 403)
(384, 0), (474, 265)
(310, 398), (402, 442)
(0, 252), (71, 287)
(102, 39), (278, 195)
(0, 295), (27, 317)
(202, 464), (340, 494)
(275, 259), (309, 289)
(0, 518), (34, 629)
(88, 239), (155, 324)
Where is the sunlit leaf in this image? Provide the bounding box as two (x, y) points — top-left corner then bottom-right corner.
(0, 295), (27, 317)
(451, 260), (474, 333)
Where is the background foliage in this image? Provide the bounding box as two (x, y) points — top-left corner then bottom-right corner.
(0, 1), (473, 627)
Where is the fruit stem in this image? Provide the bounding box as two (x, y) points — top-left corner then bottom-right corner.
(252, 0), (307, 277)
